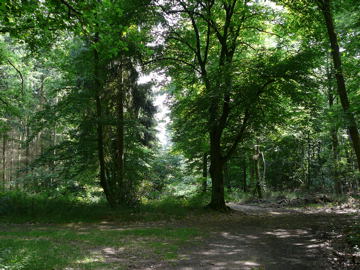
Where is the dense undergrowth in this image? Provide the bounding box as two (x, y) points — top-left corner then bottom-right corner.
(0, 191), (211, 224)
(0, 190), (356, 224)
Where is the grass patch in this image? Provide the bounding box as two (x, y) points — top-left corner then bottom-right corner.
(0, 226), (203, 270)
(0, 238), (80, 270)
(0, 192), (207, 269)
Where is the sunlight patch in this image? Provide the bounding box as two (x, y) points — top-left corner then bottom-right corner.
(74, 256), (104, 264)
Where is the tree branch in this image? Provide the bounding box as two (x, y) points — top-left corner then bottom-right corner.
(223, 109), (250, 161)
(58, 0), (82, 16)
(167, 32), (197, 54)
(179, 1), (204, 66)
(223, 78), (276, 161)
(7, 60), (24, 95)
(218, 94), (231, 136)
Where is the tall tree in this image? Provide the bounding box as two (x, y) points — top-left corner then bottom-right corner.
(160, 0), (317, 210)
(316, 0), (360, 171)
(278, 0), (360, 172)
(0, 0), (158, 205)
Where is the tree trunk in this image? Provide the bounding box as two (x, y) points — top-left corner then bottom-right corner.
(253, 146), (263, 199)
(208, 132), (227, 210)
(322, 0), (360, 172)
(202, 153), (208, 193)
(254, 158), (262, 199)
(260, 150), (266, 192)
(209, 160), (226, 210)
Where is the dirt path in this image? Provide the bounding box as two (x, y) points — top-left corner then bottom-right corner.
(139, 203), (358, 270)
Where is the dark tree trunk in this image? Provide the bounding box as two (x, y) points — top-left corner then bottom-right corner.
(208, 132), (227, 210)
(202, 153), (208, 193)
(321, 0), (360, 172)
(209, 160), (226, 210)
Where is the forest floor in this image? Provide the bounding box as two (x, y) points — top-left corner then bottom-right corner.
(1, 199), (359, 270)
(136, 201), (360, 270)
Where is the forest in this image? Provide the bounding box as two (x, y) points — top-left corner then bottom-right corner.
(0, 0), (359, 269)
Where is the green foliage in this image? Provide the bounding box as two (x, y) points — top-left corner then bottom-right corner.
(0, 238), (79, 270)
(0, 0), (158, 205)
(0, 0), (359, 211)
(0, 191), (210, 224)
(0, 191), (108, 223)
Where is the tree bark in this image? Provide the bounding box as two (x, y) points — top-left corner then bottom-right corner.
(224, 162), (231, 192)
(208, 132), (227, 210)
(321, 0), (360, 171)
(253, 146), (263, 199)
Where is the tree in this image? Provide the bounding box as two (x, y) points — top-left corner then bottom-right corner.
(160, 0), (318, 210)
(278, 0), (360, 172)
(0, 0), (159, 206)
(317, 0), (360, 172)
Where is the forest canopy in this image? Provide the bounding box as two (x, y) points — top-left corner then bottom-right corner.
(0, 0), (359, 210)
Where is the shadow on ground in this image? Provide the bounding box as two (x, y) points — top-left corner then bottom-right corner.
(139, 203), (357, 270)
